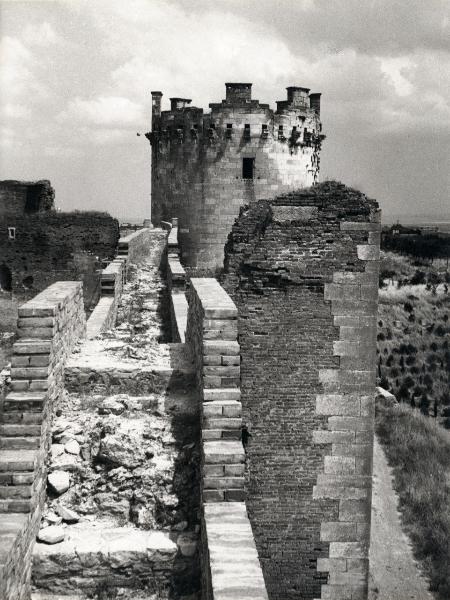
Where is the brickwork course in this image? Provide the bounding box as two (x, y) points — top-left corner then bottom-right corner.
(221, 181), (381, 600)
(147, 83), (324, 270)
(0, 282), (86, 600)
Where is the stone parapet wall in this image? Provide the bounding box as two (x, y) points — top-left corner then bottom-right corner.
(0, 282), (86, 600)
(86, 258), (126, 339)
(185, 277), (268, 600)
(118, 228), (153, 266)
(221, 181), (380, 600)
(163, 219), (188, 344)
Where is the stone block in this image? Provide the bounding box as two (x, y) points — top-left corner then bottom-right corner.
(316, 394), (360, 416)
(320, 522), (357, 542)
(357, 244), (380, 261)
(324, 455), (355, 474)
(203, 341), (239, 355)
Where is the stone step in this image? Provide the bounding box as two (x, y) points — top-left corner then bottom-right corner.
(203, 440), (245, 465)
(0, 472), (34, 485)
(0, 449), (39, 472)
(0, 436), (41, 450)
(0, 483), (33, 499)
(0, 423), (42, 437)
(32, 524), (179, 595)
(0, 498), (32, 513)
(3, 391), (46, 412)
(0, 410), (44, 424)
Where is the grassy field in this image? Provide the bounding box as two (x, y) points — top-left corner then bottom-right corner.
(376, 397), (450, 599)
(377, 252), (450, 425)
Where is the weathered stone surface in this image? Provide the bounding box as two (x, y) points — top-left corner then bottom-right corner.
(32, 524), (178, 594)
(55, 505), (80, 524)
(37, 526), (65, 545)
(47, 471), (70, 496)
(64, 440), (80, 456)
(98, 397), (126, 415)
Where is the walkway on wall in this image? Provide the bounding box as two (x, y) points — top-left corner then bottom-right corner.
(369, 436), (435, 600)
(31, 231), (201, 599)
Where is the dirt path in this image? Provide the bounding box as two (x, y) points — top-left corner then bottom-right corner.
(369, 436), (435, 600)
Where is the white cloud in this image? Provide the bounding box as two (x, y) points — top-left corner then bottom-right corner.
(58, 96), (144, 127)
(379, 57), (414, 97)
(23, 22), (59, 46)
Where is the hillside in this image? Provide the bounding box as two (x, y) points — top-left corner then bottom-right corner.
(377, 251), (450, 424)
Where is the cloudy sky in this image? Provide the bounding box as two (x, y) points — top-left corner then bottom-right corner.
(1, 0), (449, 222)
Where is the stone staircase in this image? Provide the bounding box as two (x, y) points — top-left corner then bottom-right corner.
(0, 282), (86, 600)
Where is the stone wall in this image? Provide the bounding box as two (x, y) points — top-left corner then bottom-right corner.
(0, 210), (119, 308)
(221, 181), (380, 600)
(185, 277), (268, 600)
(166, 221), (188, 343)
(0, 180), (55, 218)
(148, 83), (324, 270)
(118, 228), (157, 267)
(86, 258), (126, 339)
(0, 282), (86, 600)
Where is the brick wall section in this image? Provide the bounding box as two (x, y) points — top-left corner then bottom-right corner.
(0, 282), (86, 600)
(148, 84), (323, 270)
(0, 209), (119, 304)
(221, 181), (380, 600)
(185, 277), (268, 600)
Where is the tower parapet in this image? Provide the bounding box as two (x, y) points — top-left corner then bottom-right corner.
(148, 83), (325, 270)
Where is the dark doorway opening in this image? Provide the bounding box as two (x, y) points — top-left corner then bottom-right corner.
(0, 264), (12, 291)
(25, 185), (43, 213)
(242, 157), (255, 180)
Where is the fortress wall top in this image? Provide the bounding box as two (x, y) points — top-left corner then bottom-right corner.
(0, 281), (86, 600)
(147, 83), (324, 271)
(221, 181), (380, 600)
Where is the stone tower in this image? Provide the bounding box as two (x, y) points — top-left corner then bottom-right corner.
(147, 83), (324, 270)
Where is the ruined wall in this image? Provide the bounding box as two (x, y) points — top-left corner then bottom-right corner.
(0, 180), (55, 218)
(149, 84), (324, 270)
(0, 282), (86, 600)
(221, 181), (380, 600)
(0, 211), (119, 307)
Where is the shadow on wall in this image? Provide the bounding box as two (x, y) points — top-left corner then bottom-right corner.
(0, 264), (12, 291)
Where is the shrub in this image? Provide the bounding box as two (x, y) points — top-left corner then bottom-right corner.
(410, 270), (426, 285)
(404, 301), (414, 313)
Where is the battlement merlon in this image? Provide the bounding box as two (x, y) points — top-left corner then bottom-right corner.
(150, 83), (322, 127)
(151, 91), (163, 119)
(170, 97), (192, 111)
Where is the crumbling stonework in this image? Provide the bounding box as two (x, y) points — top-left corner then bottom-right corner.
(148, 83), (324, 270)
(221, 181), (380, 600)
(0, 180), (119, 307)
(0, 282), (86, 600)
(0, 180), (55, 218)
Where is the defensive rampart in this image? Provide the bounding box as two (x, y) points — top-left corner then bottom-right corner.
(0, 282), (86, 600)
(0, 226), (153, 599)
(186, 277), (268, 600)
(221, 181), (380, 600)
